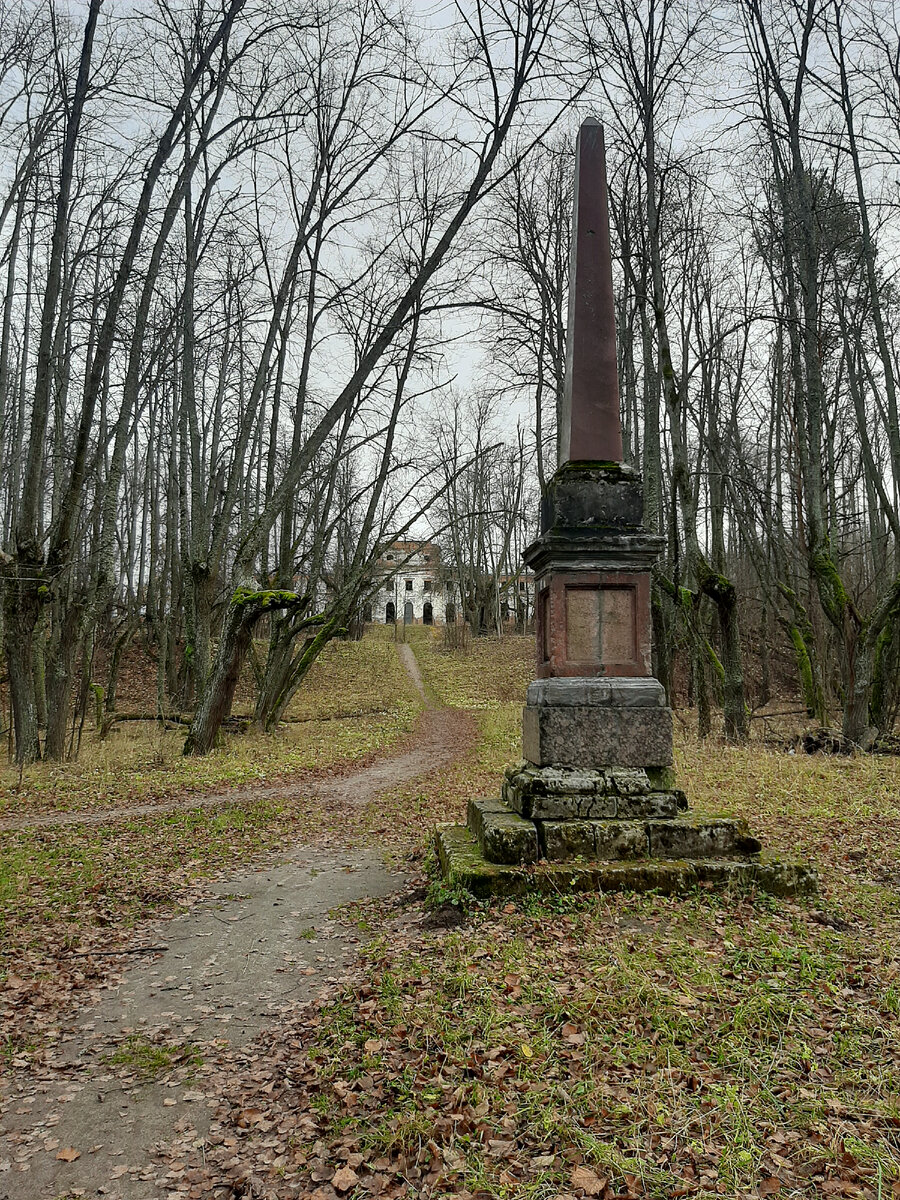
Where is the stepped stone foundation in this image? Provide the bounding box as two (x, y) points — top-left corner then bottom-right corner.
(435, 728), (817, 900)
(435, 120), (816, 900)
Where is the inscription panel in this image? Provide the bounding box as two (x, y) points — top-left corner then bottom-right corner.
(566, 588), (600, 661)
(600, 587), (636, 663)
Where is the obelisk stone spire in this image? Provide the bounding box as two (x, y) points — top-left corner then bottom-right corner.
(560, 118), (623, 465)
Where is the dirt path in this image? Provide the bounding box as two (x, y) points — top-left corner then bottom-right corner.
(0, 642), (475, 1199)
(1, 849), (404, 1200)
(0, 641), (469, 830)
(397, 642), (427, 702)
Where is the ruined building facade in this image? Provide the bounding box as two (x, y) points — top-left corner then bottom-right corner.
(372, 541), (456, 625)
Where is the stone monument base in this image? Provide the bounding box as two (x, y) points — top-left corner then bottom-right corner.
(435, 673), (816, 900)
(435, 759), (817, 900)
(435, 819), (817, 898)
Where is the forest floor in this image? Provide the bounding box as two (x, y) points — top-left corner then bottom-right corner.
(2, 629), (900, 1200)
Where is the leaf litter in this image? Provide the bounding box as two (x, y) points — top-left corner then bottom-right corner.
(2, 631), (900, 1198)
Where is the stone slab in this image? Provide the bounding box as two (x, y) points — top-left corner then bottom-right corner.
(526, 676), (667, 708)
(616, 791), (685, 819)
(540, 819), (598, 860)
(523, 703), (673, 768)
(502, 763), (619, 819)
(524, 530), (665, 576)
(593, 819), (649, 858)
(435, 826), (817, 898)
(504, 763), (684, 820)
(467, 796), (539, 865)
(692, 855), (818, 897)
(646, 817), (762, 859)
(539, 818), (650, 861)
(508, 787), (618, 821)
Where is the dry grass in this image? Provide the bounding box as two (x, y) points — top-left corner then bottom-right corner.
(0, 634), (421, 816)
(271, 632), (900, 1198)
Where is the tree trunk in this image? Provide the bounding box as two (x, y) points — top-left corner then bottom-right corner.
(261, 618), (337, 732)
(694, 648), (711, 739)
(3, 569), (42, 763)
(185, 587), (310, 755)
(44, 604), (82, 760)
(841, 628), (874, 748)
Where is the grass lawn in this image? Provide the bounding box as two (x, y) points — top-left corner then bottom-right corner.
(3, 629), (900, 1197)
(0, 631), (421, 817)
(276, 631), (900, 1198)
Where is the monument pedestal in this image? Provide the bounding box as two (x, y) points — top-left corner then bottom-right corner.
(434, 469), (816, 899)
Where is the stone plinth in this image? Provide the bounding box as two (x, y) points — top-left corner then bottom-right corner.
(521, 675), (672, 770)
(435, 825), (818, 900)
(502, 762), (684, 820)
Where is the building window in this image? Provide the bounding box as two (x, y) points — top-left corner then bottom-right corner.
(424, 579), (432, 592)
(405, 579), (413, 591)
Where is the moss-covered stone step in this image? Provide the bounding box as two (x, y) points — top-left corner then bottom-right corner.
(502, 762), (687, 821)
(467, 798), (538, 865)
(435, 825), (817, 899)
(472, 797), (763, 865)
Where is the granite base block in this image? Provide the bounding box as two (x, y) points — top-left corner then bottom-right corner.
(472, 800), (768, 868)
(539, 818), (649, 861)
(467, 797), (539, 865)
(503, 762), (686, 820)
(617, 791), (686, 819)
(539, 819), (598, 860)
(647, 816), (762, 859)
(526, 677), (667, 708)
(502, 763), (619, 819)
(522, 702), (673, 768)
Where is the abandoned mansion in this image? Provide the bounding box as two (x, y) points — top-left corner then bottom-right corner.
(368, 541), (533, 626)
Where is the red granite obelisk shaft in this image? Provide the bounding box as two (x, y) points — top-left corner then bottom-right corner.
(559, 119), (623, 465)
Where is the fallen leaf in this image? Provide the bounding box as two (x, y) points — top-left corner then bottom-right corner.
(571, 1165), (606, 1196)
(56, 1147), (81, 1162)
(332, 1165), (360, 1192)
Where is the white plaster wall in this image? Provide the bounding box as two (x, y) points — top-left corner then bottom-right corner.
(376, 550), (453, 624)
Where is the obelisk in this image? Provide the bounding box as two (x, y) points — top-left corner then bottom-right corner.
(560, 119), (623, 466)
(434, 119), (816, 899)
(522, 116), (669, 756)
